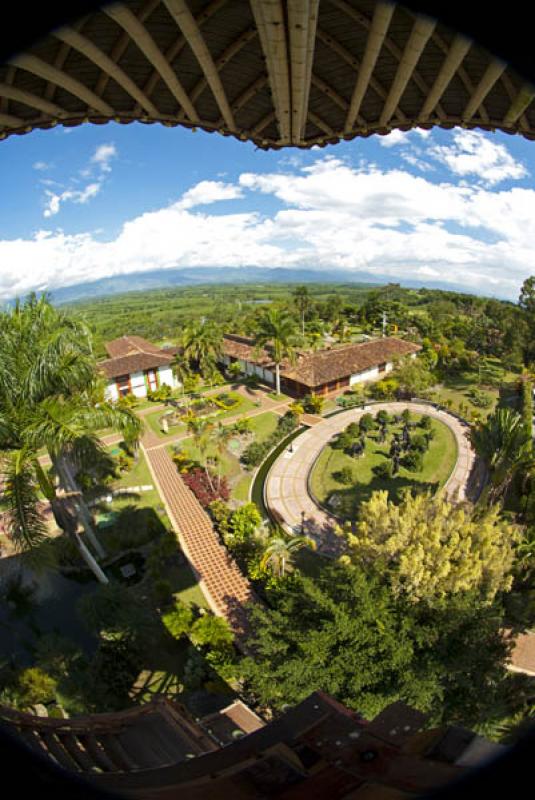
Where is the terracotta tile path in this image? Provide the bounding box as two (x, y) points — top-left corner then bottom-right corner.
(142, 442), (254, 644)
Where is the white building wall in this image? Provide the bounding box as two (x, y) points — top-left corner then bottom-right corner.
(350, 366), (380, 385)
(130, 371), (147, 398)
(105, 381), (119, 402)
(158, 365), (178, 388)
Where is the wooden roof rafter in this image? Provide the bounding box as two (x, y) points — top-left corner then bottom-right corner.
(344, 1), (395, 132)
(419, 34), (472, 122)
(501, 75), (534, 129)
(53, 25), (160, 116)
(462, 58), (507, 123)
(162, 0), (236, 131)
(316, 28), (407, 123)
(0, 111), (25, 128)
(94, 0), (160, 99)
(0, 82), (68, 118)
(104, 2), (198, 122)
(288, 0), (320, 143)
(250, 0), (291, 143)
(379, 15), (436, 127)
(7, 52), (114, 115)
(186, 26), (258, 109)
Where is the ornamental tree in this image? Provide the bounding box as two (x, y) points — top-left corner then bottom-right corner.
(343, 491), (519, 604)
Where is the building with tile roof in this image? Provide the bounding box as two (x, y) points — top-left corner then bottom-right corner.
(221, 334), (421, 397)
(99, 335), (181, 400)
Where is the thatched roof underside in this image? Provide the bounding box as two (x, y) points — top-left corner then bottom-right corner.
(1, 0), (534, 148)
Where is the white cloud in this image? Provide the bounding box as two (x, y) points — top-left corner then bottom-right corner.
(91, 143), (117, 173)
(177, 180), (243, 209)
(43, 183), (101, 217)
(429, 130), (528, 185)
(379, 128), (431, 148)
(33, 161), (51, 171)
(4, 153), (535, 301)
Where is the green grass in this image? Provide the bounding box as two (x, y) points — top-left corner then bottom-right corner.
(246, 411), (280, 443)
(143, 393), (256, 439)
(267, 391), (291, 402)
(168, 439), (242, 481)
(428, 366), (518, 420)
(310, 415), (458, 519)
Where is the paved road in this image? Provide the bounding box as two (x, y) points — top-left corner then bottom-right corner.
(265, 403), (477, 557)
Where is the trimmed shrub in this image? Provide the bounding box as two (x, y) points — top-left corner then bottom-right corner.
(376, 410), (391, 426)
(359, 413), (375, 433)
(182, 468), (230, 506)
(373, 461), (393, 479)
(303, 393), (324, 414)
(411, 434), (429, 453)
(162, 602), (194, 639)
(402, 451), (424, 471)
(467, 388), (493, 408)
(419, 415), (432, 430)
(241, 411), (298, 467)
(334, 466), (354, 485)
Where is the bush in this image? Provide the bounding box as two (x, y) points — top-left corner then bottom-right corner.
(419, 415), (432, 430)
(17, 667), (57, 707)
(345, 422), (360, 438)
(162, 602), (194, 639)
(359, 413), (375, 433)
(334, 466), (354, 485)
(190, 613), (233, 651)
(241, 411), (298, 467)
(370, 378), (399, 400)
(303, 394), (324, 414)
(468, 388), (493, 408)
(401, 408), (412, 424)
(402, 451), (424, 471)
(373, 461), (393, 479)
(411, 434), (429, 453)
(214, 392), (240, 410)
(147, 384), (172, 402)
(182, 468), (230, 506)
(376, 410), (391, 426)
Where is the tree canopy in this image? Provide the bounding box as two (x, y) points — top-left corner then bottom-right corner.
(342, 491), (519, 604)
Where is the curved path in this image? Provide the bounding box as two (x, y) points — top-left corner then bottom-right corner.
(265, 403), (477, 557)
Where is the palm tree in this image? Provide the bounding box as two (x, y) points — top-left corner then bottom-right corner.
(260, 531), (316, 578)
(0, 295), (141, 583)
(181, 320), (223, 379)
(171, 356), (191, 407)
(292, 285), (310, 337)
(254, 309), (298, 396)
(185, 414), (215, 490)
(213, 421), (232, 490)
(470, 407), (533, 504)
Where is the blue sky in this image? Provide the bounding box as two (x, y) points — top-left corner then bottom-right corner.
(1, 120), (534, 301)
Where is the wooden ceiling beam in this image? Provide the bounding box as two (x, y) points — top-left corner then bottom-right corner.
(188, 27), (258, 107)
(462, 58), (507, 122)
(501, 75), (533, 129)
(429, 30), (489, 123)
(95, 0), (159, 98)
(419, 34), (471, 121)
(308, 110), (335, 137)
(105, 3), (198, 122)
(250, 0), (291, 143)
(333, 0), (445, 122)
(317, 28), (406, 122)
(8, 53), (113, 115)
(251, 110), (276, 137)
(344, 2), (394, 132)
(230, 74), (268, 115)
(53, 26), (160, 116)
(379, 16), (436, 127)
(0, 111), (25, 128)
(311, 74), (349, 113)
(162, 0), (235, 130)
(288, 0), (319, 143)
(141, 0), (227, 104)
(0, 83), (68, 118)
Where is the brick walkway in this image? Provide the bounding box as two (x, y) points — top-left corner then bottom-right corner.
(142, 443), (253, 642)
(265, 402), (479, 557)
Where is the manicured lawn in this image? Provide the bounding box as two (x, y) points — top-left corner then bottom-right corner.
(168, 439), (242, 482)
(310, 415), (458, 519)
(267, 391), (292, 402)
(428, 365), (519, 420)
(143, 393), (256, 439)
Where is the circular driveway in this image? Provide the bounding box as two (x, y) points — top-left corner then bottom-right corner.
(264, 402), (477, 557)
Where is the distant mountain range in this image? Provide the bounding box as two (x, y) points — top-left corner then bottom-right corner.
(48, 266), (500, 304)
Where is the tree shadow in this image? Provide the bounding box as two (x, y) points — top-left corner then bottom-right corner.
(326, 476), (439, 519)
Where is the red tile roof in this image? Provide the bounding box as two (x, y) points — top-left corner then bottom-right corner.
(222, 335), (421, 388)
(99, 335), (175, 380)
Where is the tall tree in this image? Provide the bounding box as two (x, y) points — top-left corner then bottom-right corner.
(181, 320), (223, 378)
(260, 532), (316, 577)
(292, 285), (310, 337)
(254, 309), (298, 396)
(470, 408), (533, 503)
(342, 491), (519, 604)
(240, 564), (510, 724)
(0, 295), (141, 582)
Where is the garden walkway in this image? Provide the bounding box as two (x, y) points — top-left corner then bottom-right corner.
(142, 441), (253, 643)
(265, 402), (477, 557)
